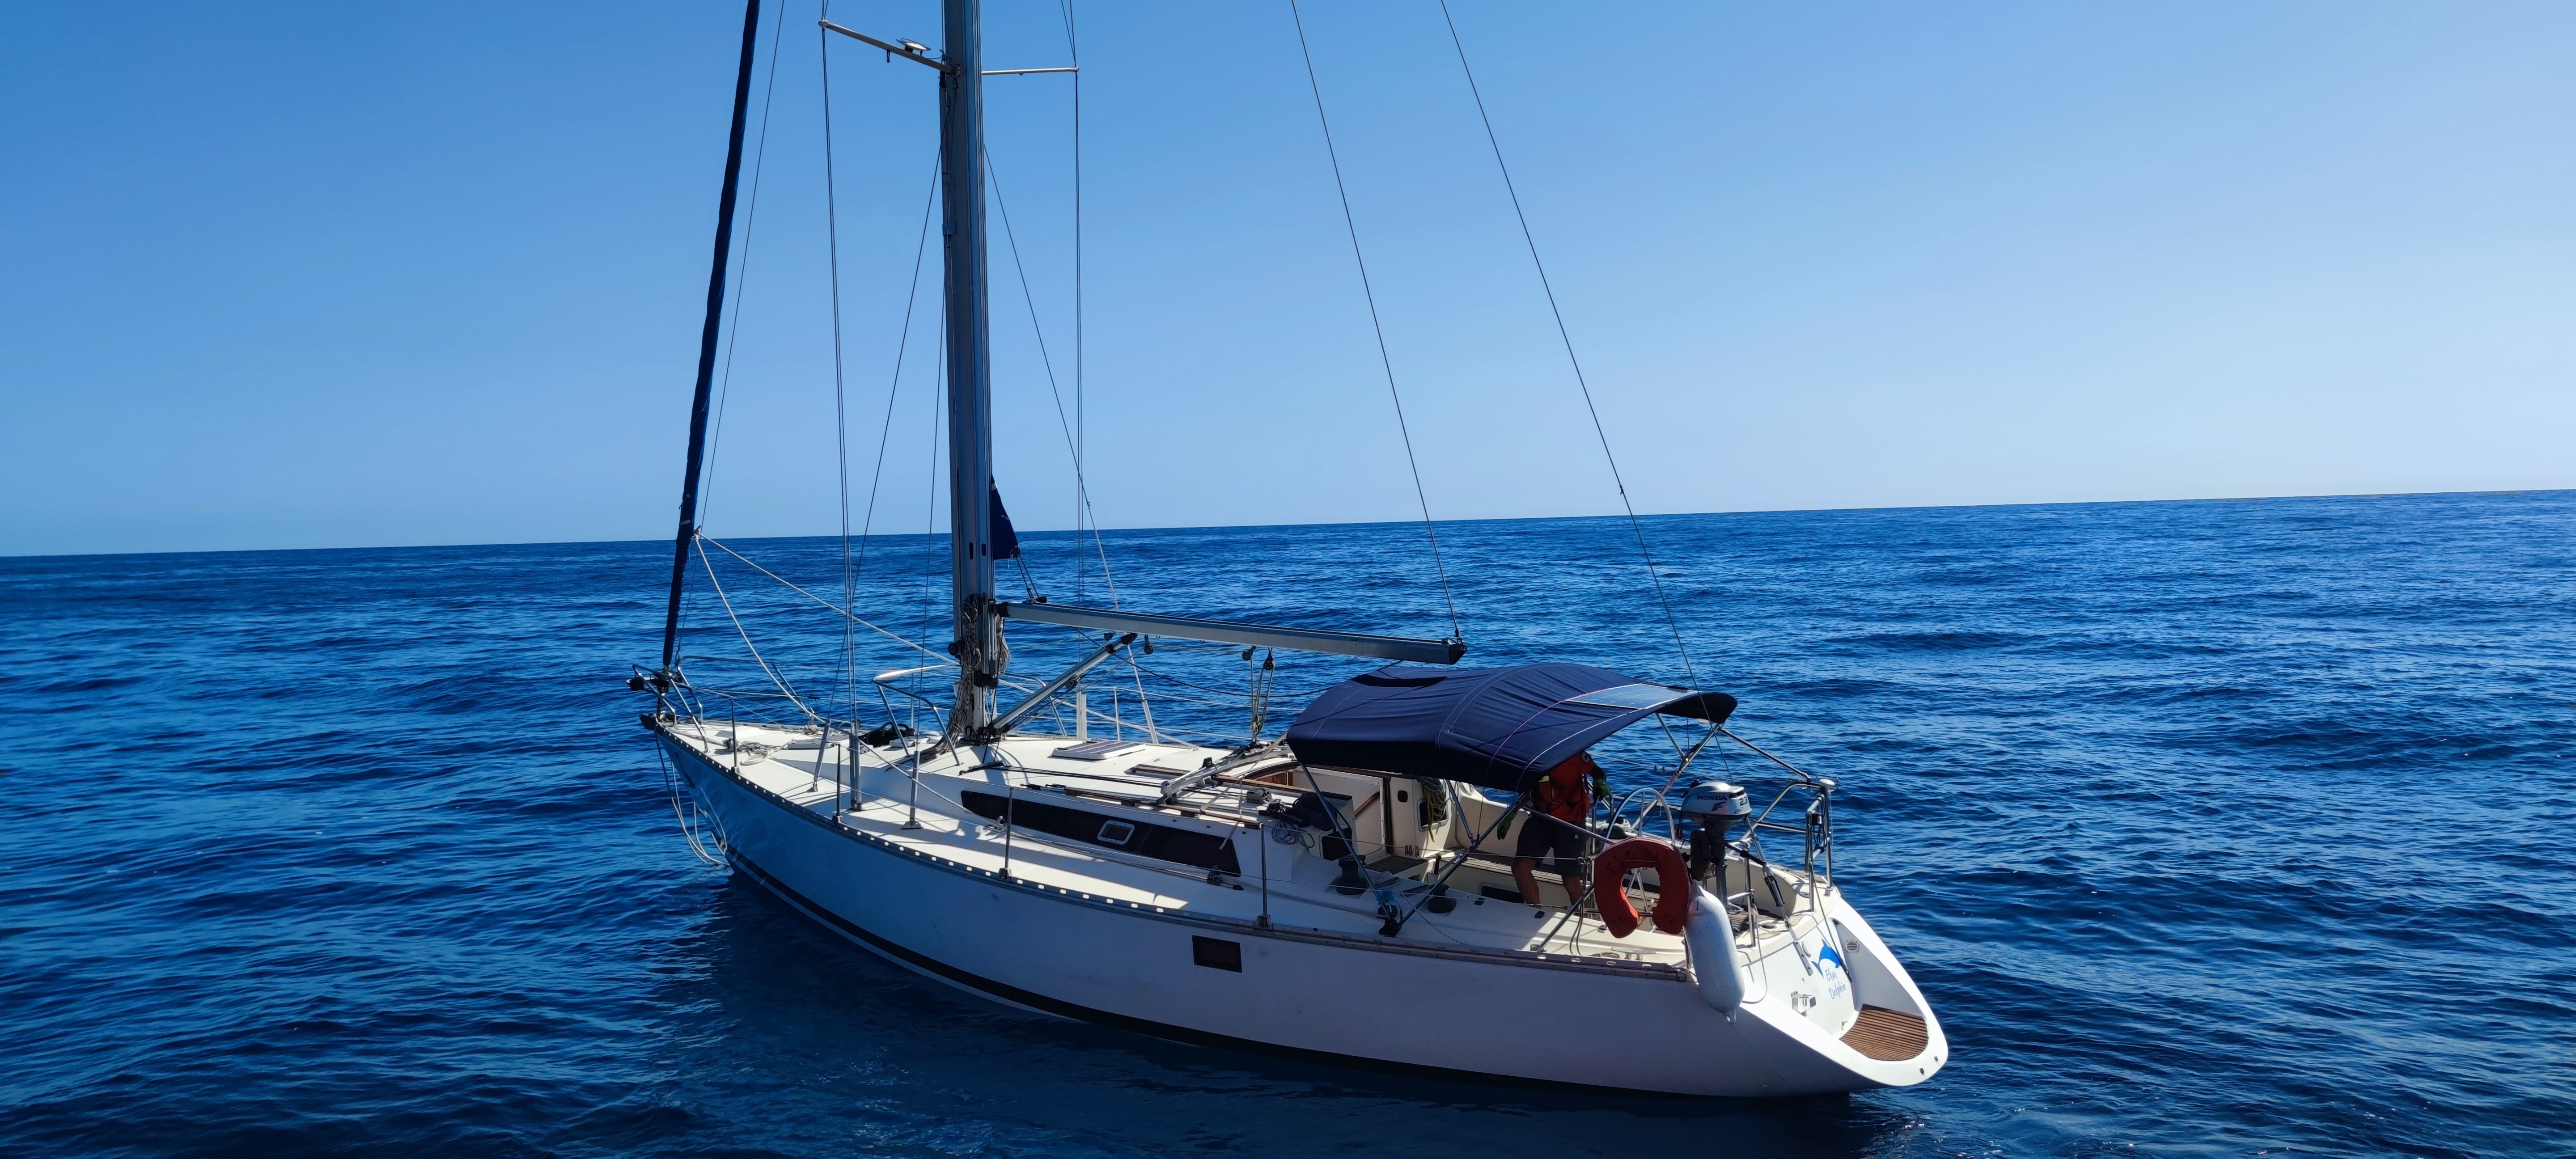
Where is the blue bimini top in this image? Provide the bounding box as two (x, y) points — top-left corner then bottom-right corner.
(1282, 662), (1737, 794)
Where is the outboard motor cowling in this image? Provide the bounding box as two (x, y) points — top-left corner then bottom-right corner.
(1679, 781), (1750, 892)
(1678, 780), (1752, 823)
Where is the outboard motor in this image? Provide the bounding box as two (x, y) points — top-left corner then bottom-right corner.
(1678, 781), (1751, 893)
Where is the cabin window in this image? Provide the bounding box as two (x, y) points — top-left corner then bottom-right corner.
(1192, 936), (1242, 972)
(959, 791), (1241, 875)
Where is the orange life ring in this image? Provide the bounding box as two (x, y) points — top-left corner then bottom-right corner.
(1593, 837), (1691, 938)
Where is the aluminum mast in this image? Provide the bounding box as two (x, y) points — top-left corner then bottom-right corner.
(938, 0), (1001, 732)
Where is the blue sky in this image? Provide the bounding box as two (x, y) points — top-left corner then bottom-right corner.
(6, 1), (2571, 556)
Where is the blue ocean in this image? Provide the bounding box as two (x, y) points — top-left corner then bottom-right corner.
(5, 490), (2571, 1157)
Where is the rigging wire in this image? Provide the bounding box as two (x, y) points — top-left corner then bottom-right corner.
(694, 0), (788, 533)
(699, 534), (947, 660)
(811, 19), (946, 728)
(1434, 0), (1700, 690)
(819, 10), (860, 724)
(676, 0), (786, 657)
(695, 538), (819, 723)
(1285, 0), (1463, 643)
(851, 154), (945, 635)
(983, 149), (1119, 607)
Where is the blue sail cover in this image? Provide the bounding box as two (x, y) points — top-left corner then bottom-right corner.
(1284, 663), (1737, 793)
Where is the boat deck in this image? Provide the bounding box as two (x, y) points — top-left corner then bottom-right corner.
(661, 719), (1791, 970)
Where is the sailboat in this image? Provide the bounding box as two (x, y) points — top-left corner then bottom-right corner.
(634, 0), (1947, 1096)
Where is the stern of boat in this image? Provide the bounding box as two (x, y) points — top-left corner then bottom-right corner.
(1704, 885), (1948, 1092)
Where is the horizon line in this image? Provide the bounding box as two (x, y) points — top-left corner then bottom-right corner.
(6, 486), (2567, 563)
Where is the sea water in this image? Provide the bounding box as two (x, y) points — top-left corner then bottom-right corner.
(3, 490), (2570, 1157)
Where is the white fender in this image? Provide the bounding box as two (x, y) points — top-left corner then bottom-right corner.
(1686, 886), (1744, 1014)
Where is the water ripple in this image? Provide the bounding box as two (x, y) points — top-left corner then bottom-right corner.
(4, 491), (2572, 1157)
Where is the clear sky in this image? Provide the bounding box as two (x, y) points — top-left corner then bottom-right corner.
(6, 1), (2571, 556)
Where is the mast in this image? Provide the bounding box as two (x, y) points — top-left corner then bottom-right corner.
(940, 0), (1001, 733)
(659, 0), (767, 675)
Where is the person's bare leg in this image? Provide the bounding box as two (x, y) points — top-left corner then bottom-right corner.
(1562, 867), (1590, 912)
(1513, 857), (1542, 907)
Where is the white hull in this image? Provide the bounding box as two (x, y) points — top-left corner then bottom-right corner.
(659, 724), (1948, 1097)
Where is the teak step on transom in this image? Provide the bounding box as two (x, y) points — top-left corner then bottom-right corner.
(1841, 1006), (1930, 1061)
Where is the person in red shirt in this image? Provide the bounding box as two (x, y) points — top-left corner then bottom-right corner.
(1511, 750), (1600, 911)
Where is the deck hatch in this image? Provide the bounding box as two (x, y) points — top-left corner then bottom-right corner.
(1053, 740), (1144, 761)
